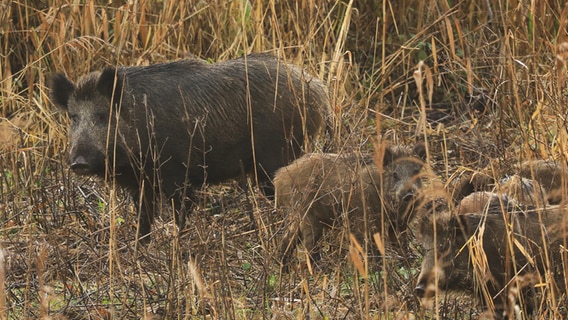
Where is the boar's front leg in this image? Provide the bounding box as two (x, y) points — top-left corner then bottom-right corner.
(131, 184), (156, 242)
(163, 183), (194, 235)
(131, 183), (193, 242)
(299, 214), (326, 264)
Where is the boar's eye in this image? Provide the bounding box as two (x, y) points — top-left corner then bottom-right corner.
(438, 240), (450, 253)
(95, 113), (109, 124)
(69, 113), (79, 125)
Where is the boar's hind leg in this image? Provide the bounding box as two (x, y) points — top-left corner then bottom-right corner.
(259, 181), (275, 199)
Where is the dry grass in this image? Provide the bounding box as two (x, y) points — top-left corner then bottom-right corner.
(1, 0), (567, 318)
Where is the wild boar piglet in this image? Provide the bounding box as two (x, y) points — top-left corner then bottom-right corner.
(275, 143), (426, 267)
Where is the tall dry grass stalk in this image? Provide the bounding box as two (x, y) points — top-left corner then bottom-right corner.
(0, 0), (567, 318)
(0, 247), (5, 320)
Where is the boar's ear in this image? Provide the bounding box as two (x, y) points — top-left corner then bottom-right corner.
(381, 145), (394, 167)
(417, 214), (431, 237)
(450, 214), (471, 234)
(96, 66), (124, 102)
(413, 142), (427, 161)
(49, 73), (76, 110)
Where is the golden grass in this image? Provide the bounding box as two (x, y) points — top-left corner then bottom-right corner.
(0, 0), (567, 318)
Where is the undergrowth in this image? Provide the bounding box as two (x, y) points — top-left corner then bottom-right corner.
(0, 0), (567, 319)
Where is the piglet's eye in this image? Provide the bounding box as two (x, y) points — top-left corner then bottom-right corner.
(392, 172), (400, 182)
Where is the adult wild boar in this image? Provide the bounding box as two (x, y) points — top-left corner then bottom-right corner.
(275, 143), (426, 267)
(50, 54), (331, 240)
(415, 203), (567, 317)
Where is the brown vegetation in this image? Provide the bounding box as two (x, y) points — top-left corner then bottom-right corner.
(1, 0), (568, 318)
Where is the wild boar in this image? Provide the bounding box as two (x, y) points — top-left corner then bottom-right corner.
(457, 175), (548, 215)
(448, 170), (496, 204)
(456, 191), (514, 215)
(50, 54), (331, 240)
(450, 160), (567, 206)
(274, 143), (426, 267)
(519, 159), (567, 204)
(497, 174), (548, 206)
(415, 203), (567, 317)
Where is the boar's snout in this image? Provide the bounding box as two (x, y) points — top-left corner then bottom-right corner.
(68, 143), (106, 176)
(415, 281), (427, 298)
(400, 189), (419, 211)
(401, 190), (416, 203)
(70, 155), (91, 174)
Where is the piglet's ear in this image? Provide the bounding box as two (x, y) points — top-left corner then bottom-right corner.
(49, 73), (76, 110)
(452, 214), (471, 234)
(96, 66), (124, 102)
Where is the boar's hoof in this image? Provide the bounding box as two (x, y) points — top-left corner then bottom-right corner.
(70, 156), (90, 174)
(415, 283), (426, 298)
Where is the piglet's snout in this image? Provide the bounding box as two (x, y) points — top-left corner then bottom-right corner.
(415, 282), (426, 298)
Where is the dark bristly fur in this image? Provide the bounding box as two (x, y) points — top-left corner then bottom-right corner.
(50, 54), (331, 240)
